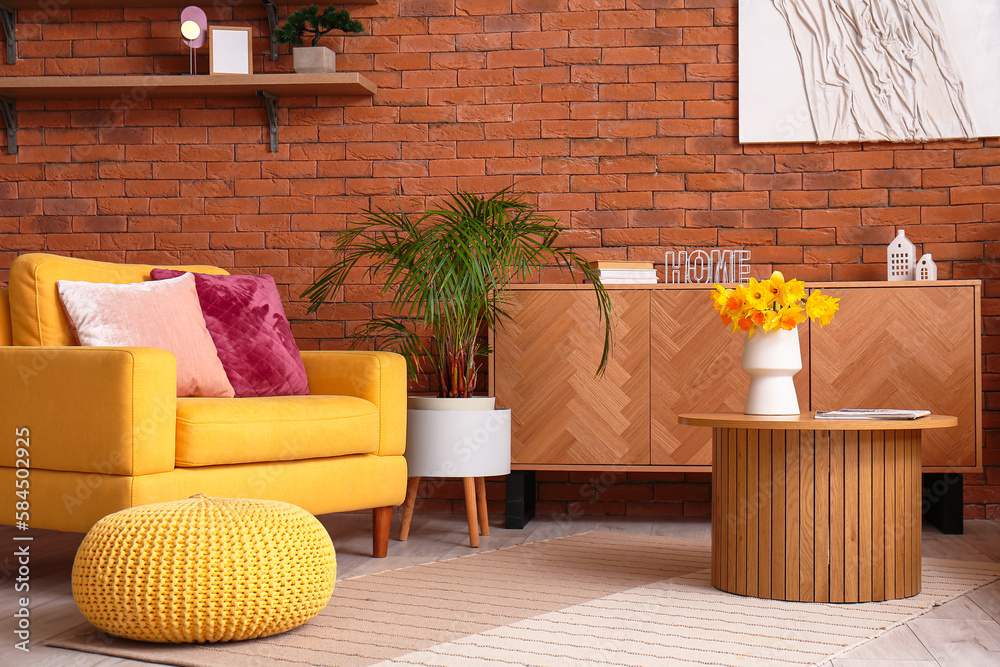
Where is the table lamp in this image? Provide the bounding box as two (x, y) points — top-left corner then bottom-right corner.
(180, 6), (208, 75)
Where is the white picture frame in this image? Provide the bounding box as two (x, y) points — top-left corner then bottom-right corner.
(209, 26), (253, 75)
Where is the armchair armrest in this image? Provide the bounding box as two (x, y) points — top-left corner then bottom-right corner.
(300, 350), (406, 457)
(0, 347), (177, 475)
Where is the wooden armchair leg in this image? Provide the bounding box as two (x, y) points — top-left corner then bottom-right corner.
(373, 506), (392, 558)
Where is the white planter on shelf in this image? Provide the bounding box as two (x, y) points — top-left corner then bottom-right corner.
(742, 327), (802, 416)
(292, 46), (336, 74)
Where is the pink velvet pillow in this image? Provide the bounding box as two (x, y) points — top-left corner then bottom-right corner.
(150, 269), (309, 398)
(57, 273), (235, 398)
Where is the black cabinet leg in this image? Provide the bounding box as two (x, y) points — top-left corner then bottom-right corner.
(922, 473), (963, 535)
(505, 470), (536, 529)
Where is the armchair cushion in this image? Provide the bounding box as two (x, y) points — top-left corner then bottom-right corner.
(150, 269), (308, 398)
(175, 395), (379, 467)
(301, 350), (407, 457)
(58, 274), (235, 398)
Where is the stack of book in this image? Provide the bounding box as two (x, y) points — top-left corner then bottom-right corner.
(592, 261), (658, 284)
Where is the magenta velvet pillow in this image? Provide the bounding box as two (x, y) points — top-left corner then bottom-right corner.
(150, 269), (309, 398)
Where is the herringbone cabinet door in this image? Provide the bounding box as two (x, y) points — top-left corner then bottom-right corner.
(494, 290), (650, 465)
(650, 291), (809, 465)
(810, 286), (978, 468)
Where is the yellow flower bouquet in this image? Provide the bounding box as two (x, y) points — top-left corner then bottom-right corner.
(711, 271), (839, 336)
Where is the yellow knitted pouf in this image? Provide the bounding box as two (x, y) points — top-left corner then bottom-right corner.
(72, 495), (336, 643)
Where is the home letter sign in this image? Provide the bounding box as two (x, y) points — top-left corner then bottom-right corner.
(664, 248), (751, 284)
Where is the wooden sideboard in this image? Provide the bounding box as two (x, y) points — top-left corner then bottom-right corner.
(490, 281), (982, 475)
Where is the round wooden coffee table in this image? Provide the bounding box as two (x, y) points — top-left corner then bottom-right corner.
(679, 413), (957, 603)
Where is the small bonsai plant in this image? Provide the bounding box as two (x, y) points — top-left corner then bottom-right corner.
(275, 5), (363, 47)
(303, 190), (614, 398)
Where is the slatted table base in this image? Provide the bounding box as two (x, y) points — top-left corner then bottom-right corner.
(712, 427), (922, 603)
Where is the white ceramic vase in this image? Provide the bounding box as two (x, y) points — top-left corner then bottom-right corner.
(741, 327), (802, 416)
(404, 396), (510, 478)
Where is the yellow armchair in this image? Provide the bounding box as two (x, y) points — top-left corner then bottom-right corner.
(0, 254), (407, 557)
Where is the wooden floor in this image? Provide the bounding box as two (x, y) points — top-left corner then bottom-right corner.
(2, 514), (999, 666)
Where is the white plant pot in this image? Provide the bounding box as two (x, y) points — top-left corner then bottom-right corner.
(742, 327), (802, 416)
(405, 404), (511, 478)
(292, 46), (336, 74)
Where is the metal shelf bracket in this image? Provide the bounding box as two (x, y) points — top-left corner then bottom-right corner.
(257, 90), (278, 152)
(1, 3), (15, 65)
(262, 0), (279, 62)
(1, 95), (16, 155)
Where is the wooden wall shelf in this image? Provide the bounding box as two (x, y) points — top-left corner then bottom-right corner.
(0, 73), (377, 99)
(0, 73), (377, 153)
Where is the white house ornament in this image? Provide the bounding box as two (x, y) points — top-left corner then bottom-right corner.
(915, 253), (938, 281)
(887, 229), (916, 281)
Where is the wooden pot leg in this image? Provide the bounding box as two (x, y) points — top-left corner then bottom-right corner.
(475, 477), (489, 536)
(463, 477), (480, 548)
(398, 477), (421, 542)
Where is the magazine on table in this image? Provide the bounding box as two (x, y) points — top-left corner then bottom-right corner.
(815, 408), (931, 420)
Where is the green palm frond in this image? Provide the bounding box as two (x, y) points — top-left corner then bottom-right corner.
(303, 188), (614, 397)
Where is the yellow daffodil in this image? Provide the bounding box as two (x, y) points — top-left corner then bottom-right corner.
(762, 309), (781, 332)
(772, 271), (806, 307)
(711, 284), (730, 313)
(719, 284), (747, 319)
(784, 278), (807, 304)
(768, 271), (786, 303)
(774, 303), (806, 330)
(744, 277), (775, 312)
(805, 291), (839, 326)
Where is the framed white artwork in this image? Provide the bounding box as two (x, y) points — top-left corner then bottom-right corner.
(739, 0), (1000, 144)
(209, 26), (253, 75)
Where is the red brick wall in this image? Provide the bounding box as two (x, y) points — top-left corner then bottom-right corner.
(1, 0), (997, 520)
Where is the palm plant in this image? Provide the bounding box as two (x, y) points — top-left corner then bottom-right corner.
(303, 190), (614, 398)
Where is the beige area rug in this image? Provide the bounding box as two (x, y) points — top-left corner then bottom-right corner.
(50, 532), (1000, 666)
